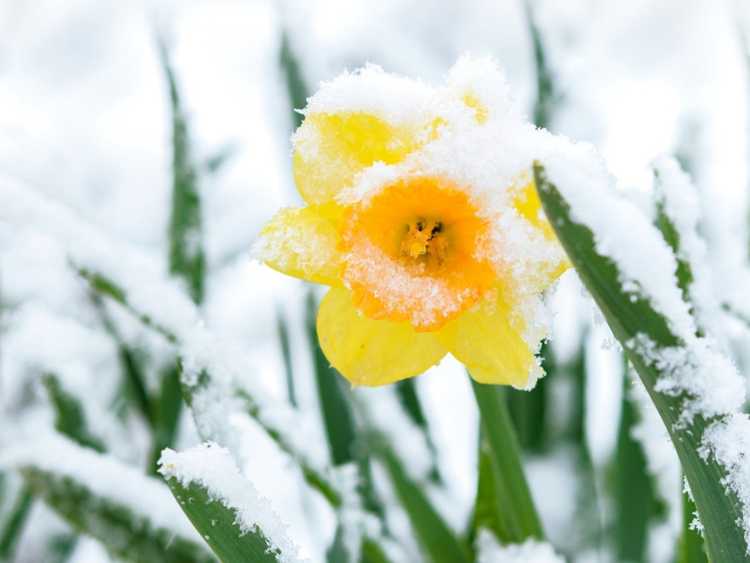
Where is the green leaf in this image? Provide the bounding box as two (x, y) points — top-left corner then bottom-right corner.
(394, 379), (442, 483)
(276, 308), (297, 408)
(157, 39), (205, 305)
(506, 342), (550, 454)
(378, 445), (470, 563)
(306, 291), (358, 466)
(470, 380), (544, 543)
(609, 374), (661, 563)
(534, 162), (749, 562)
(18, 466), (214, 563)
(79, 268), (345, 508)
(91, 292), (154, 428)
(163, 477), (281, 563)
(279, 30), (309, 129)
(678, 489), (708, 563)
(0, 485), (33, 560)
(468, 432), (504, 545)
(42, 373), (106, 453)
(148, 362), (184, 474)
(522, 0), (557, 129)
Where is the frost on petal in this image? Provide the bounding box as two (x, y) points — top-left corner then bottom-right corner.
(254, 205), (343, 286)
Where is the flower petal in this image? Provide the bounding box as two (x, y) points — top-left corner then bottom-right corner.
(293, 112), (423, 206)
(437, 292), (540, 388)
(257, 205), (343, 286)
(317, 287), (447, 386)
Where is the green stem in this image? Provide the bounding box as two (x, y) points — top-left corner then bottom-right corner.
(471, 380), (544, 542)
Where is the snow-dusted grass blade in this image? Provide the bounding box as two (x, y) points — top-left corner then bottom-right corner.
(4, 434), (215, 563)
(378, 444), (470, 563)
(42, 373), (106, 453)
(160, 444), (297, 563)
(608, 375), (660, 563)
(305, 291), (358, 466)
(0, 485), (33, 560)
(534, 162), (749, 562)
(157, 39), (205, 305)
(279, 30), (308, 129)
(394, 379), (443, 483)
(679, 490), (708, 563)
(276, 307), (297, 407)
(77, 268), (344, 508)
(470, 381), (543, 543)
(148, 363), (184, 473)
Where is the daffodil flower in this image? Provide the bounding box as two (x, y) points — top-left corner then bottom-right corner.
(257, 57), (568, 388)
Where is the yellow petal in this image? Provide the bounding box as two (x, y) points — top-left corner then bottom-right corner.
(293, 112), (423, 206)
(514, 179), (555, 239)
(257, 204), (343, 286)
(437, 292), (539, 388)
(317, 287), (447, 386)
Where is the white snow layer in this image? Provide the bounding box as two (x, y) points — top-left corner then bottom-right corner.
(0, 432), (202, 543)
(476, 531), (565, 563)
(0, 172), (331, 486)
(540, 138), (750, 550)
(159, 443), (303, 563)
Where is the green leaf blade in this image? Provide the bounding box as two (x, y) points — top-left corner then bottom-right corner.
(534, 162), (749, 562)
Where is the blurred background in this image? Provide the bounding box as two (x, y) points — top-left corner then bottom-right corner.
(2, 0), (750, 561)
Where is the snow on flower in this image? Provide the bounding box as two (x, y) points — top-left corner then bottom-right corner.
(255, 56), (570, 388)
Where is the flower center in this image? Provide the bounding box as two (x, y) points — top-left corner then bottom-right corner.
(340, 176), (496, 330)
(401, 218), (448, 268)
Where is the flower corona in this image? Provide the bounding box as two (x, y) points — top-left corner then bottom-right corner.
(257, 57), (568, 388)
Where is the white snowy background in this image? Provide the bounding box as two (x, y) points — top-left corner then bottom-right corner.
(1, 0), (750, 561)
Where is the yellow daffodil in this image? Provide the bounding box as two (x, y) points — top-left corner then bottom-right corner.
(257, 57), (568, 388)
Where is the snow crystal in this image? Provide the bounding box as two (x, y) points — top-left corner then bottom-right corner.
(0, 432), (201, 543)
(651, 157), (721, 337)
(159, 443), (304, 563)
(476, 530), (565, 563)
(302, 63), (434, 125)
(539, 138), (697, 341)
(627, 334), (745, 424)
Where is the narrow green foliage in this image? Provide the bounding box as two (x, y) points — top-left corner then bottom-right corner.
(653, 174), (695, 307)
(92, 293), (154, 427)
(610, 376), (660, 563)
(360, 538), (395, 563)
(164, 477), (280, 563)
(46, 533), (78, 563)
(326, 525), (350, 563)
(304, 291), (386, 524)
(148, 363), (184, 474)
(523, 0), (557, 129)
(506, 342), (551, 454)
(379, 445), (470, 563)
(395, 379), (442, 482)
(307, 291), (357, 465)
(77, 268), (177, 344)
(80, 268), (346, 509)
(468, 433), (504, 545)
(20, 468), (215, 563)
(535, 163), (749, 562)
(157, 39), (205, 304)
(279, 30), (309, 129)
(203, 143), (237, 175)
(678, 490), (708, 563)
(42, 374), (106, 453)
(0, 485), (33, 560)
(236, 388), (343, 508)
(276, 308), (297, 407)
(471, 381), (544, 543)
